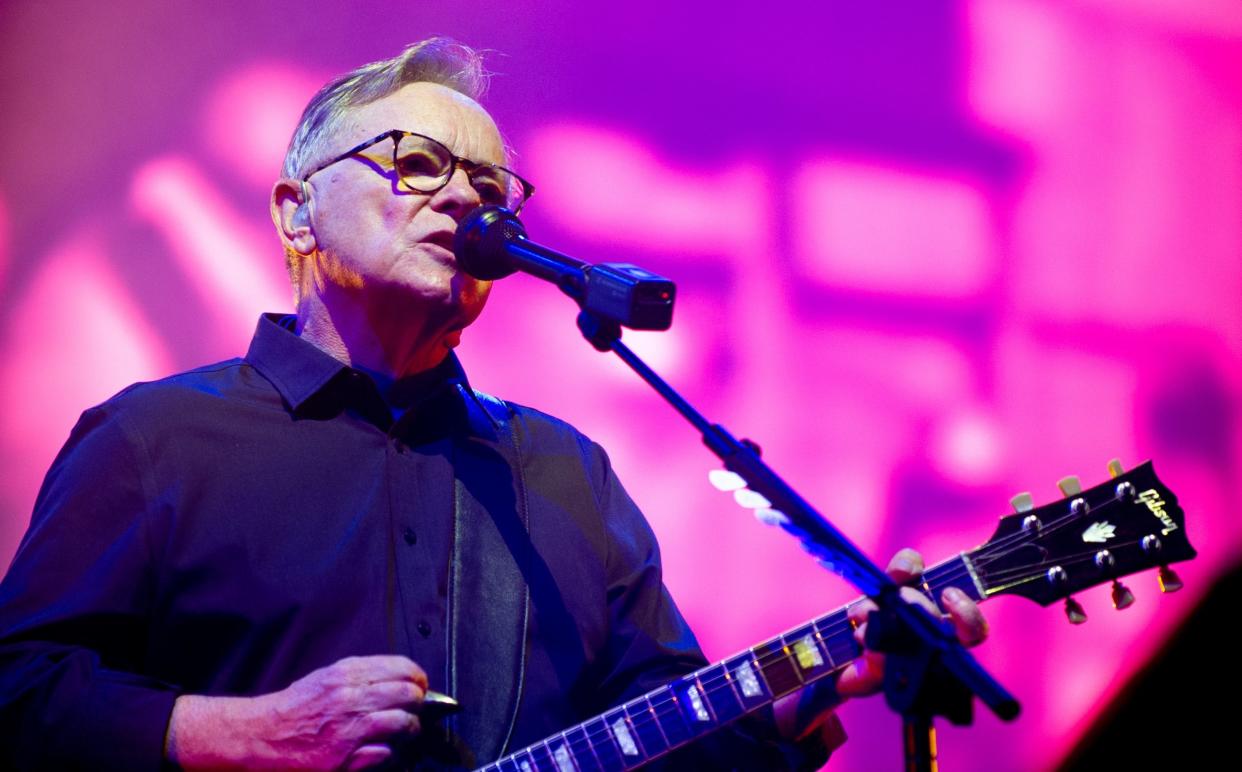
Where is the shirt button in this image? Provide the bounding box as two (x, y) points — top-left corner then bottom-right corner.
(417, 621), (432, 638)
(402, 527), (417, 545)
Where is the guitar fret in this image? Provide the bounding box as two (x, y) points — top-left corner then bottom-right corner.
(605, 708), (645, 763)
(704, 661), (747, 724)
(729, 654), (768, 701)
(651, 690), (693, 747)
(549, 739), (576, 772)
(527, 743), (555, 771)
(519, 749), (548, 769)
(584, 716), (626, 771)
(815, 610), (861, 665)
(787, 622), (835, 682)
(753, 638), (803, 697)
(679, 676), (714, 724)
(562, 725), (600, 772)
(924, 554), (984, 604)
(626, 696), (668, 757)
(693, 674), (718, 722)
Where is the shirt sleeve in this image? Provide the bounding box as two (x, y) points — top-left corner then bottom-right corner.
(582, 438), (845, 771)
(0, 405), (180, 771)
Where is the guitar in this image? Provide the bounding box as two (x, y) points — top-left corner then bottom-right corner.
(476, 460), (1195, 771)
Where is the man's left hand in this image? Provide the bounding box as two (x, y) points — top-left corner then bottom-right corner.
(774, 548), (989, 746)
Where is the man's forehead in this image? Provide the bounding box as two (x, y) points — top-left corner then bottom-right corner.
(340, 82), (502, 157)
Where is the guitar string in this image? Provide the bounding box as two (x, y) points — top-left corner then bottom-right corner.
(969, 505), (1166, 583)
(490, 485), (1165, 769)
(497, 563), (973, 768)
(497, 558), (983, 767)
(968, 493), (1137, 567)
(500, 617), (860, 769)
(511, 556), (999, 767)
(969, 538), (1147, 585)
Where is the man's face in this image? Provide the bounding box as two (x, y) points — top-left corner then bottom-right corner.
(303, 81), (504, 337)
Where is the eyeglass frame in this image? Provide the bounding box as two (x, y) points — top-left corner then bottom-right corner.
(300, 129), (535, 213)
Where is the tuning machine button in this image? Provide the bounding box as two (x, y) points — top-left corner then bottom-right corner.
(1057, 475), (1082, 496)
(1107, 458), (1125, 478)
(1158, 565), (1184, 593)
(1010, 492), (1040, 532)
(1064, 597), (1088, 624)
(1111, 580), (1135, 610)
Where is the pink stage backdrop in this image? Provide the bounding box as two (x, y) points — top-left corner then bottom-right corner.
(1, 2), (1239, 770)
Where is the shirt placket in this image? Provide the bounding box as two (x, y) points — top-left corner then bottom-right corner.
(385, 427), (454, 692)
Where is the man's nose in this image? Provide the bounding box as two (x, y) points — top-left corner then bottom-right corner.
(432, 167), (481, 218)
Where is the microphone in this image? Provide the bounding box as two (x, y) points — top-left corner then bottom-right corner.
(454, 205), (676, 331)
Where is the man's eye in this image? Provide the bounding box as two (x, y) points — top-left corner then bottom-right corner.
(471, 175), (508, 205)
(395, 151), (445, 179)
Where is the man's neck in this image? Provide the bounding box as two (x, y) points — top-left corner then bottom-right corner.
(295, 292), (458, 380)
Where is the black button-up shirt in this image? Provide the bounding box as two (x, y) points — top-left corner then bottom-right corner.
(0, 315), (485, 764)
(0, 314), (835, 770)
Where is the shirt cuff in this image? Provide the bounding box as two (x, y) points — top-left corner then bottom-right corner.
(66, 676), (181, 771)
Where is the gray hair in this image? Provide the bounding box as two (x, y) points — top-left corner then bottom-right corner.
(281, 37), (491, 180)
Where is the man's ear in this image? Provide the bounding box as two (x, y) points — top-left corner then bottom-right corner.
(271, 179), (317, 255)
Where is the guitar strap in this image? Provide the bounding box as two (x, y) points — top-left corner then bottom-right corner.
(445, 387), (531, 765)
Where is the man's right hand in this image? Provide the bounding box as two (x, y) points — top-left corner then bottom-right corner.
(166, 655), (428, 771)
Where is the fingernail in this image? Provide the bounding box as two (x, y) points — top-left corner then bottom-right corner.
(943, 587), (965, 604)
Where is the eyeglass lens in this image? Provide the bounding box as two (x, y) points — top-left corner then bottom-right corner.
(394, 133), (521, 210)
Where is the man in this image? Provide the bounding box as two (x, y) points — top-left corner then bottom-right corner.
(0, 39), (985, 769)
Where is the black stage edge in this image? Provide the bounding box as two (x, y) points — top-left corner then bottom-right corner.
(1059, 561), (1241, 770)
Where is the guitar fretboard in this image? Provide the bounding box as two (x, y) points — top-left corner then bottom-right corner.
(479, 554), (981, 771)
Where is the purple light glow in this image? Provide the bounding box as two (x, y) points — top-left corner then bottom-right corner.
(1, 2), (1239, 769)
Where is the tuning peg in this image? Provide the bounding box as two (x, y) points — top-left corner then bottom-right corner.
(1064, 597), (1088, 624)
(1111, 580), (1135, 609)
(1158, 565), (1184, 593)
(1107, 458), (1125, 478)
(1057, 475), (1082, 496)
(1010, 492), (1034, 512)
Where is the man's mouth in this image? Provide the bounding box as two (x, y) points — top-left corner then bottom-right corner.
(425, 231), (457, 253)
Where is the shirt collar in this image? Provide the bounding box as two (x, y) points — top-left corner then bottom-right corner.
(245, 313), (498, 431)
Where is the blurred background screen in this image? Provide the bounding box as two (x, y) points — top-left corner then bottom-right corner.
(1, 2), (1239, 769)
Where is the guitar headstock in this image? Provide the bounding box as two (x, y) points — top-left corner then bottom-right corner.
(968, 460), (1194, 621)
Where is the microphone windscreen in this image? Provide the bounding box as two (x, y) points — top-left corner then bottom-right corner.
(453, 205), (526, 280)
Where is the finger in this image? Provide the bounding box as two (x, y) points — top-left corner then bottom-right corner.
(898, 586), (941, 617)
(356, 679), (426, 713)
(360, 709), (421, 743)
(342, 655), (429, 689)
(848, 600), (876, 629)
(345, 745), (392, 771)
(848, 600), (875, 648)
(941, 586), (989, 646)
(886, 548), (924, 585)
(835, 651), (884, 698)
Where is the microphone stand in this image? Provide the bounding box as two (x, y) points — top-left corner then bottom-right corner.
(572, 309), (1020, 771)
